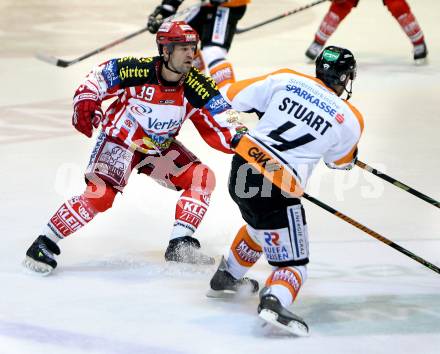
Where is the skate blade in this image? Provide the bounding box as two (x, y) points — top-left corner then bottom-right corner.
(206, 285), (258, 299)
(22, 257), (54, 276)
(414, 57), (428, 66)
(165, 258), (215, 266)
(258, 309), (310, 337)
(206, 289), (239, 299)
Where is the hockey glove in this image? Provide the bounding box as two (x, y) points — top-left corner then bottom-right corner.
(231, 126), (248, 149)
(72, 86), (103, 138)
(147, 4), (177, 34)
(325, 148), (358, 170)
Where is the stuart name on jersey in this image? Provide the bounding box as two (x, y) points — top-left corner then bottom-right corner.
(279, 77), (346, 136)
(278, 97), (333, 136)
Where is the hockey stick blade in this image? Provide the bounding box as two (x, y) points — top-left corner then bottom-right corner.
(35, 52), (72, 68)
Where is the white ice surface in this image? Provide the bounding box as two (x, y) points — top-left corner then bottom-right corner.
(1, 0), (439, 353)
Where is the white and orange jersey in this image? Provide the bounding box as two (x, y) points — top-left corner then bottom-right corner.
(222, 69), (364, 187)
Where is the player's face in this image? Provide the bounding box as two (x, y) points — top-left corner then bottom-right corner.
(168, 44), (196, 74)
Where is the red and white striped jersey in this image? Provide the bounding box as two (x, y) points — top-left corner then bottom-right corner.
(77, 56), (237, 154)
(222, 68), (364, 187)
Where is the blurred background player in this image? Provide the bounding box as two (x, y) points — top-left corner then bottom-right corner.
(147, 0), (249, 88)
(305, 0), (428, 62)
(207, 46), (364, 335)
(23, 21), (246, 275)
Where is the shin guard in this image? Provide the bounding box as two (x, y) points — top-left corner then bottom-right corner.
(227, 225), (263, 279)
(385, 0), (424, 45)
(265, 266), (307, 307)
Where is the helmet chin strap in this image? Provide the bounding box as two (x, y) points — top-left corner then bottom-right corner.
(164, 59), (183, 75)
(344, 80), (353, 100)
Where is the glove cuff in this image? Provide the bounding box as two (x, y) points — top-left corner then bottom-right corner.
(73, 86), (100, 105)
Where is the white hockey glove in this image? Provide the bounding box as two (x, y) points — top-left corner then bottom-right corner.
(325, 148), (358, 170)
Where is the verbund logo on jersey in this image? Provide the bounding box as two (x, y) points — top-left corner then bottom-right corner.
(146, 117), (181, 131)
(286, 84), (339, 118)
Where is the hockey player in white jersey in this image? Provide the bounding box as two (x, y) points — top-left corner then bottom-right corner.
(207, 46), (364, 336)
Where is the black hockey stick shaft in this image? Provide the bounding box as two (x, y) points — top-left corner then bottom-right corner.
(235, 0), (328, 34)
(303, 193), (440, 274)
(42, 27), (149, 68)
(356, 160), (439, 208)
(36, 3), (201, 68)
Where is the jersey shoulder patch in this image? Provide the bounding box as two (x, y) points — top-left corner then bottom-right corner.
(184, 67), (219, 108)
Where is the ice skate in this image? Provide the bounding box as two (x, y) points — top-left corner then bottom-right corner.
(164, 236), (215, 265)
(305, 41), (323, 61)
(413, 42), (428, 64)
(207, 256), (259, 298)
(258, 294), (309, 336)
(23, 235), (60, 275)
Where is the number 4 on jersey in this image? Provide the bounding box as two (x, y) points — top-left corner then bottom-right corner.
(268, 122), (316, 152)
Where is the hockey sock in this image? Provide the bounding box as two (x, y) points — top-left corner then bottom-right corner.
(171, 189), (211, 240)
(43, 183), (117, 241)
(171, 162), (215, 240)
(397, 13), (425, 45)
(386, 0), (424, 45)
(44, 195), (98, 241)
(314, 0), (355, 45)
(203, 46), (235, 88)
(209, 61), (236, 89)
(265, 266), (307, 307)
(226, 225), (263, 279)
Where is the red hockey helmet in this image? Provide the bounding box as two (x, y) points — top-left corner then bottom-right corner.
(156, 21), (199, 55)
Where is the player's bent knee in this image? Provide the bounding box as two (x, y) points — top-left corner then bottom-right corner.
(384, 0), (410, 17)
(330, 0), (358, 18)
(187, 163), (216, 194)
(83, 182), (117, 212)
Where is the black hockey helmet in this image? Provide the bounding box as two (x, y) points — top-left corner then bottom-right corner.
(316, 46), (356, 99)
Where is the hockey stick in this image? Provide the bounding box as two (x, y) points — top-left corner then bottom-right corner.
(234, 135), (440, 275)
(302, 193), (440, 275)
(36, 27), (149, 68)
(36, 3), (202, 68)
(235, 0), (329, 34)
(356, 160), (439, 209)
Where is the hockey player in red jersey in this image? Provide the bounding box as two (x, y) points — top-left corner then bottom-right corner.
(23, 21), (246, 275)
(147, 0), (250, 88)
(207, 46), (364, 335)
(305, 0), (428, 62)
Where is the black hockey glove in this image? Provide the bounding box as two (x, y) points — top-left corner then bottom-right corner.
(147, 4), (176, 34)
